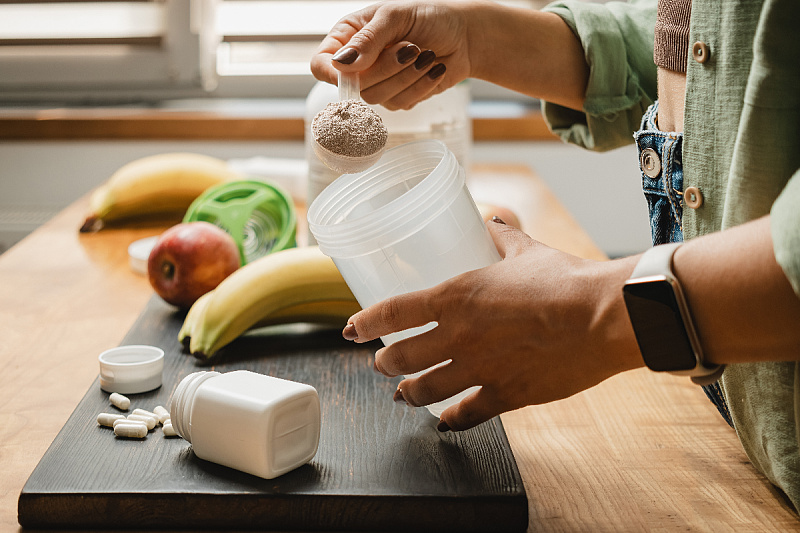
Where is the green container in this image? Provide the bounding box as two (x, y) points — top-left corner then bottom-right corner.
(184, 180), (296, 265)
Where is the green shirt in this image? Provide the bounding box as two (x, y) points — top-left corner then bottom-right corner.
(542, 0), (800, 510)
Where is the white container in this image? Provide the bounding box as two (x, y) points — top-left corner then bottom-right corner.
(308, 139), (501, 417)
(170, 370), (321, 480)
(305, 80), (472, 244)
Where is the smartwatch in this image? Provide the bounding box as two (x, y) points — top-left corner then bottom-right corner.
(623, 242), (724, 385)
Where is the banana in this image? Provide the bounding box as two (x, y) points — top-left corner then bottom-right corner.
(179, 245), (360, 359)
(248, 299), (362, 329)
(178, 290), (214, 351)
(179, 291), (360, 353)
(80, 152), (242, 232)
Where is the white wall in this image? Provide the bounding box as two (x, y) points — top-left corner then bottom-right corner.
(0, 140), (651, 257)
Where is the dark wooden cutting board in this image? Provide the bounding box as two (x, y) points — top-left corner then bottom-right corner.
(18, 296), (527, 531)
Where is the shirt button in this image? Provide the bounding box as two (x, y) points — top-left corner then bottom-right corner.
(692, 41), (709, 63)
(684, 186), (704, 208)
(640, 148), (661, 178)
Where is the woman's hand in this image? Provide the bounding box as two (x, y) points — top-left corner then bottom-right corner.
(343, 220), (644, 431)
(311, 1), (474, 110)
(311, 0), (590, 111)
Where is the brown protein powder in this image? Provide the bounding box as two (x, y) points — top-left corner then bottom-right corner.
(312, 100), (388, 158)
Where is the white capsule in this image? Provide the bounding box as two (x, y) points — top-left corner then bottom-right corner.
(114, 422), (148, 438)
(153, 405), (170, 425)
(127, 413), (157, 430)
(109, 392), (130, 410)
(97, 413), (126, 427)
(132, 408), (159, 422)
(113, 418), (146, 429)
(162, 421), (178, 438)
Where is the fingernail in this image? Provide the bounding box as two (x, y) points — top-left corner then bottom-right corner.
(393, 387), (407, 405)
(491, 216), (506, 225)
(414, 50), (436, 70)
(396, 44), (420, 64)
(437, 420), (451, 432)
(427, 63), (446, 80)
(332, 47), (358, 65)
(343, 322), (359, 341)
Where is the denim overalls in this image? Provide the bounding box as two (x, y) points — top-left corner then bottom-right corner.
(633, 101), (733, 427)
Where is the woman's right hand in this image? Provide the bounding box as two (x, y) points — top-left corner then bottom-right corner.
(310, 1), (477, 110)
(312, 0), (590, 112)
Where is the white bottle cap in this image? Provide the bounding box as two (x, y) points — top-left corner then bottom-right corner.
(98, 345), (164, 394)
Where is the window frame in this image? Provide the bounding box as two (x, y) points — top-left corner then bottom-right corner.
(0, 1), (205, 103)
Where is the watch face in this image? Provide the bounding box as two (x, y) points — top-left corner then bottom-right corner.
(623, 278), (698, 372)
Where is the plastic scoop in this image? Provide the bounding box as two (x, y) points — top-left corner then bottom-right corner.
(311, 71), (387, 174)
(338, 70), (360, 102)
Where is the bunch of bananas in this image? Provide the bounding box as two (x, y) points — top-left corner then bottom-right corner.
(179, 245), (361, 359)
(80, 153), (242, 232)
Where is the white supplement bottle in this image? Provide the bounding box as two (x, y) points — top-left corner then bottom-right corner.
(170, 370), (321, 480)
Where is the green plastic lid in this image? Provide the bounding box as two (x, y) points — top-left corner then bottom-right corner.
(184, 180), (296, 265)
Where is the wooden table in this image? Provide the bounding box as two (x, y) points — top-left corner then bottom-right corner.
(1, 164), (797, 531)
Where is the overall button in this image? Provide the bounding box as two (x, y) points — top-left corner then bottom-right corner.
(684, 186), (704, 208)
(692, 41), (709, 63)
(640, 148), (661, 178)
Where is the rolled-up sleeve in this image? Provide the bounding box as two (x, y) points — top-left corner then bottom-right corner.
(541, 0), (658, 151)
(771, 170), (800, 297)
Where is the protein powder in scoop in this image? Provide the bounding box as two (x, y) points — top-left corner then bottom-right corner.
(312, 100), (388, 173)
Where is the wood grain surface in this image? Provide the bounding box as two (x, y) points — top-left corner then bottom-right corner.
(0, 109), (557, 141)
(19, 297), (527, 531)
(1, 164), (798, 532)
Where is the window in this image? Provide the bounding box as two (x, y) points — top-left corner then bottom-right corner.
(0, 1), (203, 103)
(0, 0), (543, 103)
(209, 0), (373, 98)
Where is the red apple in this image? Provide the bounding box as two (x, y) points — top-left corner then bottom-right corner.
(147, 222), (240, 309)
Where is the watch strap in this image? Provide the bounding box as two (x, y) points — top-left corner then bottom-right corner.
(629, 243), (725, 385)
(631, 242), (682, 279)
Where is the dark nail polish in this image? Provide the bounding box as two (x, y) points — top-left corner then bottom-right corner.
(343, 322), (358, 341)
(427, 63), (446, 80)
(332, 47), (358, 65)
(437, 420), (451, 432)
(491, 216), (506, 225)
(414, 50), (436, 70)
(393, 388), (407, 404)
(396, 44), (420, 64)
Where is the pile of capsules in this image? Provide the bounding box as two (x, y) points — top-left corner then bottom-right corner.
(96, 392), (178, 439)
